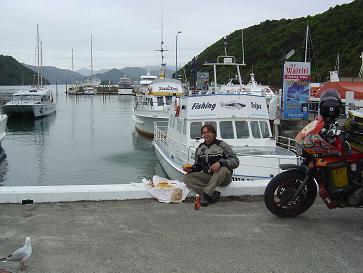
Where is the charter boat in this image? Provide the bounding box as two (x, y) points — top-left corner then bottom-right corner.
(132, 78), (184, 137)
(117, 75), (133, 95)
(153, 54), (297, 182)
(3, 88), (56, 118)
(153, 93), (297, 182)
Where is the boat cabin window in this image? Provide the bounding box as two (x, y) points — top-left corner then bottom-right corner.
(165, 96), (172, 105)
(149, 98), (153, 106)
(190, 122), (202, 139)
(157, 97), (163, 106)
(235, 121), (249, 138)
(259, 121), (270, 138)
(250, 121), (261, 138)
(220, 121), (234, 139)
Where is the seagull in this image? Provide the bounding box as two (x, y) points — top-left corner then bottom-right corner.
(1, 237), (32, 271)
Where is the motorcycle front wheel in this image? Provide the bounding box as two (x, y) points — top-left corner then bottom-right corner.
(264, 169), (317, 218)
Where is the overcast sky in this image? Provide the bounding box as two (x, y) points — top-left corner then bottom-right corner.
(0, 0), (353, 71)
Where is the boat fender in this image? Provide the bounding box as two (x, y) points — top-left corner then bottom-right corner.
(174, 100), (180, 116)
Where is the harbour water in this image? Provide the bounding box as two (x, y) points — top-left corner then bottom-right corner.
(0, 85), (166, 186)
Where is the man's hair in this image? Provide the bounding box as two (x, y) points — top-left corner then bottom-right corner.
(201, 123), (217, 136)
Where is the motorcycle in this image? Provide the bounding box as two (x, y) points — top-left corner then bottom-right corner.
(264, 102), (363, 217)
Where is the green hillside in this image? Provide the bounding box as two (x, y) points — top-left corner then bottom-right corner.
(0, 55), (50, 85)
(182, 0), (363, 88)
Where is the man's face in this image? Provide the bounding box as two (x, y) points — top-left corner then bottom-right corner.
(202, 128), (215, 144)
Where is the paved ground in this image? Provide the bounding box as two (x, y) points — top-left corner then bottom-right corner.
(0, 197), (362, 273)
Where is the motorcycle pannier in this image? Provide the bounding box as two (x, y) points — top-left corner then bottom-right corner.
(326, 162), (349, 191)
(343, 110), (363, 152)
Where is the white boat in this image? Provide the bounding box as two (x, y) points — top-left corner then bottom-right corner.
(2, 25), (56, 119)
(0, 115), (8, 142)
(83, 86), (96, 95)
(153, 54), (297, 182)
(132, 78), (184, 137)
(3, 88), (56, 118)
(154, 93), (298, 182)
(134, 70), (158, 95)
(117, 75), (133, 95)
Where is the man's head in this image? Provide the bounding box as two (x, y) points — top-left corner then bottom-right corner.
(201, 124), (216, 144)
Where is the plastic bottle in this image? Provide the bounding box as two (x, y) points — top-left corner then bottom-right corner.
(194, 194), (201, 210)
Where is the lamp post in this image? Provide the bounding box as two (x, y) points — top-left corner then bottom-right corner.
(175, 31), (182, 79)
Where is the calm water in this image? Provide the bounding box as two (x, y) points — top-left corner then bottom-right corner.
(0, 85), (166, 186)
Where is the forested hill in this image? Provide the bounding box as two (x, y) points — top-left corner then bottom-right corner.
(0, 55), (50, 85)
(182, 0), (363, 88)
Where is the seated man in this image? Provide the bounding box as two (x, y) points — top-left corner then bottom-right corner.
(183, 124), (239, 206)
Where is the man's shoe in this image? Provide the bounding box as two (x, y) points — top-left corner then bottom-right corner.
(209, 191), (221, 203)
(201, 192), (210, 207)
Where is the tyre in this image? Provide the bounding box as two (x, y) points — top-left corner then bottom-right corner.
(264, 169), (317, 218)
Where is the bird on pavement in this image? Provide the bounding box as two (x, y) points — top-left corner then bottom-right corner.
(1, 237), (32, 271)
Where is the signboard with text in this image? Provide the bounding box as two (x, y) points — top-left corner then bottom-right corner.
(282, 62), (310, 119)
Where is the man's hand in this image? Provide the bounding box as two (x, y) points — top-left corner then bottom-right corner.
(209, 162), (221, 173)
(183, 163), (193, 173)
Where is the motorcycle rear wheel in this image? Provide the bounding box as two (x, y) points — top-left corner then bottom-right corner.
(264, 169), (317, 218)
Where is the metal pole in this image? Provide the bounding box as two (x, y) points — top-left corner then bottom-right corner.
(176, 31), (181, 79)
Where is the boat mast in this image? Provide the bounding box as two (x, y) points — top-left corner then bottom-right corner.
(36, 24), (40, 88)
(241, 29), (245, 65)
(91, 34), (93, 85)
(40, 40), (43, 86)
(156, 4), (168, 79)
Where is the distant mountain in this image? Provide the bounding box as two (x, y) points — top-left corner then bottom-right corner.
(24, 64), (84, 84)
(76, 67), (110, 76)
(182, 0), (363, 88)
(0, 55), (50, 85)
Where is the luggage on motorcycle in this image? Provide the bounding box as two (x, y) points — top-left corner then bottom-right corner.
(325, 162), (349, 192)
(343, 110), (363, 152)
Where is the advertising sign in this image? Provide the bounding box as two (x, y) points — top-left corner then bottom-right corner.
(282, 62), (310, 119)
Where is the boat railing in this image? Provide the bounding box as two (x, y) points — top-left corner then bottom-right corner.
(154, 121), (191, 163)
(275, 135), (297, 154)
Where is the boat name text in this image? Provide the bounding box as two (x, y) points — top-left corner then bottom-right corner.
(158, 86), (179, 91)
(191, 102), (216, 111)
(251, 102), (262, 110)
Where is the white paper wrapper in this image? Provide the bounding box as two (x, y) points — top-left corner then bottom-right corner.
(142, 175), (190, 203)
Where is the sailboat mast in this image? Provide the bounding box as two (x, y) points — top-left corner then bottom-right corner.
(156, 3), (167, 79)
(241, 29), (245, 65)
(91, 34), (93, 85)
(40, 40), (43, 86)
(37, 24), (40, 88)
(72, 48), (74, 71)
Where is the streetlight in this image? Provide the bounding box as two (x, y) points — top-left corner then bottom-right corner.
(175, 31), (182, 79)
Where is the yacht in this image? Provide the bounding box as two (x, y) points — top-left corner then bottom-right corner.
(134, 70), (157, 95)
(117, 75), (133, 95)
(153, 54), (297, 182)
(2, 24), (56, 119)
(3, 87), (56, 118)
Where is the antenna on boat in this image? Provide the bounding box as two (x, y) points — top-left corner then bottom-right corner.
(223, 36), (228, 56)
(155, 1), (168, 79)
(359, 52), (363, 79)
(241, 29), (245, 65)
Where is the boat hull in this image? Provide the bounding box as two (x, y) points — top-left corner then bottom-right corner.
(118, 88), (133, 95)
(132, 109), (168, 137)
(3, 104), (56, 119)
(0, 115), (8, 142)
